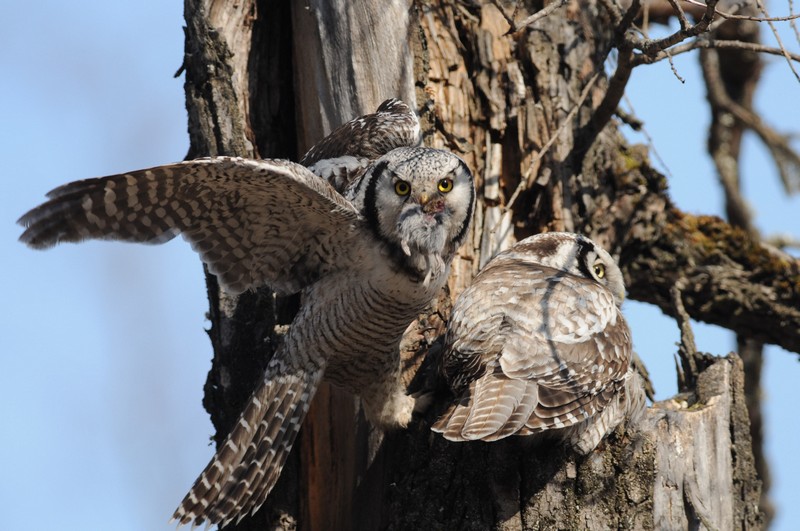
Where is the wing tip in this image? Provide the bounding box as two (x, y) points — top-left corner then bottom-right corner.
(17, 218), (70, 249)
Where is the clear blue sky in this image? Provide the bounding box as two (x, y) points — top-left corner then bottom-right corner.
(1, 2), (798, 530)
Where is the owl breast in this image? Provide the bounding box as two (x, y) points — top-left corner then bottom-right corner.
(290, 244), (446, 394)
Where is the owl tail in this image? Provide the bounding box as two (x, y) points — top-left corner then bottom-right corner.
(432, 374), (540, 442)
(171, 365), (324, 528)
(566, 367), (647, 455)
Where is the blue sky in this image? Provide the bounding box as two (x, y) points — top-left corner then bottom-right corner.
(1, 2), (798, 530)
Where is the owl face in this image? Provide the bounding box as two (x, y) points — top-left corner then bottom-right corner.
(501, 232), (626, 305)
(351, 147), (474, 262)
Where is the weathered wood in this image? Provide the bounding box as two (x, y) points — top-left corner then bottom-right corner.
(290, 0), (416, 150)
(643, 356), (761, 530)
(288, 3), (419, 530)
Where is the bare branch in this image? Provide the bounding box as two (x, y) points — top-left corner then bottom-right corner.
(636, 38), (800, 66)
(683, 0), (800, 22)
(589, 43), (635, 140)
(635, 0), (718, 56)
(511, 0), (568, 33)
(712, 84), (800, 195)
(666, 49), (686, 82)
(489, 0), (517, 29)
(700, 47), (758, 236)
(668, 0), (691, 30)
(791, 0), (800, 46)
(625, 211), (800, 356)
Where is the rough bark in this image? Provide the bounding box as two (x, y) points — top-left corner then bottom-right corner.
(177, 0), (788, 529)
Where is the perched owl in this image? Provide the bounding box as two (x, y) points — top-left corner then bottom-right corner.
(301, 98), (421, 191)
(18, 101), (475, 527)
(432, 232), (644, 454)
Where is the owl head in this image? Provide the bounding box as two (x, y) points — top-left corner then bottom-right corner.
(500, 232), (626, 305)
(348, 147), (475, 275)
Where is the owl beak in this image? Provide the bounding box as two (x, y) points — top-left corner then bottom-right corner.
(419, 193), (445, 214)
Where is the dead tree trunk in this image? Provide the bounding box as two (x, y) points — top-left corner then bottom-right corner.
(179, 0), (796, 529)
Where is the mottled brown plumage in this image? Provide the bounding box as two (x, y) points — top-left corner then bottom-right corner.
(300, 98), (421, 192)
(433, 232), (645, 453)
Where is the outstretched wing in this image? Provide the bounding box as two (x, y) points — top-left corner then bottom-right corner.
(300, 98), (421, 192)
(433, 261), (630, 442)
(18, 157), (363, 295)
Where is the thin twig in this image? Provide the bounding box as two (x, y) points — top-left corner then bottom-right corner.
(791, 0), (800, 46)
(490, 0), (516, 29)
(684, 0), (800, 22)
(636, 38), (800, 66)
(756, 0), (800, 83)
(636, 0), (718, 56)
(666, 49), (685, 83)
(510, 0), (568, 34)
(668, 0), (690, 30)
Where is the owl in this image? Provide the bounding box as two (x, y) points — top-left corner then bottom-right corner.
(301, 98), (421, 191)
(18, 101), (475, 527)
(432, 232), (645, 454)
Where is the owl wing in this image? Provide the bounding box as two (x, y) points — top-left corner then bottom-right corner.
(300, 99), (421, 192)
(18, 157), (363, 295)
(433, 261), (631, 442)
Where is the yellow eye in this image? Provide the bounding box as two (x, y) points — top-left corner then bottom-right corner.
(438, 178), (454, 193)
(593, 263), (606, 279)
(394, 180), (411, 196)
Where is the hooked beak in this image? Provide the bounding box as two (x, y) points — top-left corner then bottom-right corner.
(418, 193), (445, 215)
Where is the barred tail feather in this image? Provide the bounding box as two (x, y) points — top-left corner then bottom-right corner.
(432, 376), (538, 442)
(171, 368), (324, 527)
